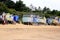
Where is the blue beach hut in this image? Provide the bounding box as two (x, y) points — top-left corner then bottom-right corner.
(13, 15), (19, 23)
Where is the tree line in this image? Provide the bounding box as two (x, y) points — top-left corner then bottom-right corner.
(0, 0), (60, 18)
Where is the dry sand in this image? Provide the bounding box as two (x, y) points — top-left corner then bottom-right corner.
(0, 24), (60, 40)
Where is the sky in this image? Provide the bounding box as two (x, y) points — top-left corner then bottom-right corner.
(12, 0), (60, 10)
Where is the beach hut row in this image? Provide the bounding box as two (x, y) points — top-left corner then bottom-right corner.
(22, 14), (60, 25)
(0, 12), (60, 26)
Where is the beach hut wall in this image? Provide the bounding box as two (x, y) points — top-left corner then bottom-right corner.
(38, 17), (46, 24)
(22, 17), (33, 23)
(0, 15), (2, 19)
(58, 18), (60, 24)
(6, 13), (11, 21)
(22, 14), (38, 23)
(33, 17), (39, 23)
(53, 19), (59, 24)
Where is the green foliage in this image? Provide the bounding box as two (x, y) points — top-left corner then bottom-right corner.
(0, 0), (30, 12)
(8, 9), (17, 14)
(5, 0), (15, 8)
(14, 0), (30, 12)
(0, 2), (8, 13)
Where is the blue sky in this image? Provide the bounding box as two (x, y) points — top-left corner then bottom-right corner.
(12, 0), (60, 10)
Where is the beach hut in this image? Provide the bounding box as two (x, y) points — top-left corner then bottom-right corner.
(57, 18), (60, 26)
(22, 14), (33, 25)
(46, 18), (53, 25)
(58, 18), (60, 23)
(38, 17), (46, 24)
(0, 15), (4, 24)
(52, 17), (59, 25)
(6, 13), (14, 24)
(2, 12), (6, 24)
(33, 15), (40, 25)
(13, 15), (19, 23)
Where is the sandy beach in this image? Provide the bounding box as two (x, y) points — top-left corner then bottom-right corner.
(0, 24), (60, 40)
